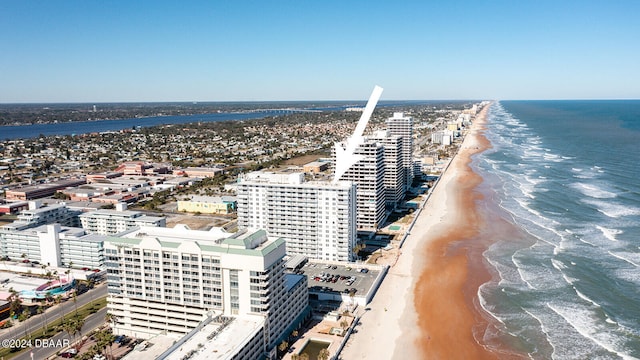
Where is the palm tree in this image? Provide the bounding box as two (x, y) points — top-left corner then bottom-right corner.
(62, 318), (75, 345)
(37, 305), (49, 335)
(45, 291), (54, 305)
(8, 288), (22, 316)
(352, 243), (366, 260)
(349, 289), (357, 308)
(318, 348), (330, 360)
(19, 309), (31, 339)
(105, 312), (119, 334)
(278, 340), (288, 354)
(71, 316), (85, 347)
(94, 329), (115, 360)
(72, 291), (78, 316)
(55, 294), (64, 323)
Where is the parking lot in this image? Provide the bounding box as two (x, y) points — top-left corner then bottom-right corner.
(300, 262), (380, 299)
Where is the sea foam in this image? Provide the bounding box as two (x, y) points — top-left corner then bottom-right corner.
(570, 182), (617, 199)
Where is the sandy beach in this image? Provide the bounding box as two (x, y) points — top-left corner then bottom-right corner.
(410, 104), (502, 359)
(341, 104), (506, 359)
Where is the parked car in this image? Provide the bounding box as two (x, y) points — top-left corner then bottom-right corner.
(60, 349), (77, 358)
(114, 335), (126, 344)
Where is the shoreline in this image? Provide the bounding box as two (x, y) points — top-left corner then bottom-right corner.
(341, 103), (511, 359)
(410, 103), (526, 359)
(411, 104), (499, 358)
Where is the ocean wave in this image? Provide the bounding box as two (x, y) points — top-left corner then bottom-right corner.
(485, 250), (524, 287)
(582, 199), (640, 218)
(521, 308), (556, 358)
(550, 258), (567, 271)
(607, 251), (639, 267)
(574, 288), (598, 306)
(478, 283), (506, 325)
(546, 303), (635, 360)
(577, 237), (598, 247)
(596, 225), (623, 242)
(615, 268), (640, 283)
(483, 101), (640, 360)
(570, 182), (617, 199)
(543, 153), (564, 162)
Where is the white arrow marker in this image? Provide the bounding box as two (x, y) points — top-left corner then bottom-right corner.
(333, 85), (384, 183)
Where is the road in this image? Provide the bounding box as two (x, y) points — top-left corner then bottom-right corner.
(0, 284), (108, 358)
(13, 307), (107, 360)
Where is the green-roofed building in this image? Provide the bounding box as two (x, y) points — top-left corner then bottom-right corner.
(104, 225), (309, 358)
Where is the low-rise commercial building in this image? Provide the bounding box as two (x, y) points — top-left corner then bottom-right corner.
(177, 195), (236, 214)
(172, 167), (225, 178)
(5, 178), (87, 200)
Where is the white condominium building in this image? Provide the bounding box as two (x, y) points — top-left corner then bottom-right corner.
(104, 226), (308, 353)
(387, 112), (414, 189)
(371, 131), (405, 209)
(3, 201), (81, 231)
(0, 223), (105, 268)
(237, 172), (357, 261)
(336, 139), (387, 230)
(79, 204), (166, 235)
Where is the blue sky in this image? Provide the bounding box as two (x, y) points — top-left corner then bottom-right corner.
(1, 1), (639, 102)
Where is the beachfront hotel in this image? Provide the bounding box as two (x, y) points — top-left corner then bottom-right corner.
(236, 171), (357, 261)
(386, 112), (414, 189)
(104, 226), (309, 357)
(335, 139), (387, 230)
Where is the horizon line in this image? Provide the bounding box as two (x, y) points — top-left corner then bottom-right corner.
(2, 98), (639, 105)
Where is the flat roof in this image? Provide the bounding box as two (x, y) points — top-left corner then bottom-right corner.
(110, 227), (285, 256)
(0, 272), (50, 293)
(167, 315), (265, 360)
(123, 315), (265, 360)
(301, 261), (381, 300)
(284, 254), (307, 270)
(121, 334), (181, 360)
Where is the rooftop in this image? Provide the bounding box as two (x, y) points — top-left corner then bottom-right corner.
(110, 226), (285, 256)
(123, 315), (265, 360)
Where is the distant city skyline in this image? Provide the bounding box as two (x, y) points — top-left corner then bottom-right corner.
(2, 1), (639, 103)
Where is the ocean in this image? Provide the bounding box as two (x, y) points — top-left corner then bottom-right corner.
(475, 101), (640, 359)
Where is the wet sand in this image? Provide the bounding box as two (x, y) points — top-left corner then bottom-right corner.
(412, 107), (495, 358)
(412, 104), (522, 359)
(341, 103), (522, 360)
